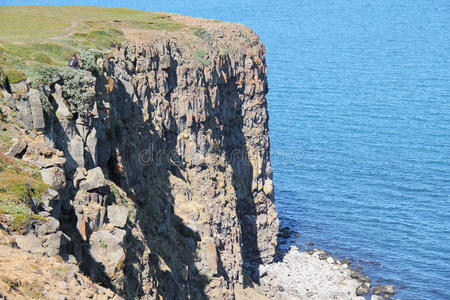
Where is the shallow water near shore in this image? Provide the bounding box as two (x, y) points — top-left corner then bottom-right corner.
(5, 0), (450, 299)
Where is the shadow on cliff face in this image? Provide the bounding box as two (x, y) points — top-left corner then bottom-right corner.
(205, 75), (262, 285)
(43, 90), (115, 289)
(98, 71), (209, 299)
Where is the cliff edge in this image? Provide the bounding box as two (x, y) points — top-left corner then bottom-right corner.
(0, 6), (278, 299)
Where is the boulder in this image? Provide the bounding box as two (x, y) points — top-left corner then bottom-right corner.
(42, 231), (70, 257)
(69, 136), (85, 168)
(73, 191), (107, 241)
(73, 167), (88, 189)
(14, 233), (45, 254)
(107, 205), (128, 228)
(7, 139), (27, 158)
(326, 257), (335, 264)
(356, 283), (370, 295)
(86, 127), (98, 165)
(16, 96), (33, 129)
(40, 167), (67, 191)
(89, 229), (126, 275)
(40, 188), (59, 213)
(39, 217), (60, 235)
(52, 84), (72, 118)
(160, 54), (171, 69)
(3, 90), (16, 110)
(79, 167), (105, 191)
(373, 285), (395, 296)
(28, 88), (45, 130)
(371, 295), (383, 300)
(22, 138), (66, 169)
(9, 80), (28, 94)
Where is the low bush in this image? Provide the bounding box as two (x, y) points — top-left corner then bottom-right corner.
(79, 48), (103, 74)
(58, 67), (96, 117)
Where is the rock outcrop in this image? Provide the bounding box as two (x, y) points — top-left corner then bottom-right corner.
(1, 13), (279, 299)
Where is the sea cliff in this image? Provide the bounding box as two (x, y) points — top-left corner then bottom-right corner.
(0, 6), (385, 300)
(0, 6), (278, 299)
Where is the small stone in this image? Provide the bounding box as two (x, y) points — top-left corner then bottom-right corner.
(326, 257), (335, 264)
(371, 295), (383, 300)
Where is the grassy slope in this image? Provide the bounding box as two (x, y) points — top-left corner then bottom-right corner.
(0, 151), (48, 231)
(0, 6), (184, 83)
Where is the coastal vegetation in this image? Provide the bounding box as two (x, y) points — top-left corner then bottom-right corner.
(0, 6), (185, 84)
(0, 151), (48, 231)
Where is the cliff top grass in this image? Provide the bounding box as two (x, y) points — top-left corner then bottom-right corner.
(0, 6), (186, 84)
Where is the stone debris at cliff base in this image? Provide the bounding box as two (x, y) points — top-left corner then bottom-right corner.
(258, 246), (378, 300)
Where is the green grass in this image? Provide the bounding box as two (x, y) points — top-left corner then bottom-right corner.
(0, 6), (185, 84)
(22, 280), (44, 299)
(99, 239), (107, 248)
(193, 28), (214, 42)
(193, 49), (209, 67)
(0, 152), (48, 231)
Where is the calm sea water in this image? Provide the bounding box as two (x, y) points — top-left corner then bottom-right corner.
(5, 0), (450, 299)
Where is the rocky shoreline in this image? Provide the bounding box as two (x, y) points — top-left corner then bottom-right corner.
(256, 238), (396, 300)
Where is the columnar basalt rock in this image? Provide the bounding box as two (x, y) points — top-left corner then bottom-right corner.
(89, 23), (279, 295)
(2, 15), (279, 299)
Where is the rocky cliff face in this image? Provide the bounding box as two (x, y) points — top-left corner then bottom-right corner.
(1, 15), (278, 299)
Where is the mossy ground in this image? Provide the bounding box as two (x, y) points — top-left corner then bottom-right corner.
(0, 6), (185, 84)
(0, 151), (47, 231)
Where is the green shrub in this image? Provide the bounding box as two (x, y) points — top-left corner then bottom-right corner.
(58, 67), (96, 117)
(35, 66), (61, 86)
(40, 93), (53, 113)
(79, 48), (103, 74)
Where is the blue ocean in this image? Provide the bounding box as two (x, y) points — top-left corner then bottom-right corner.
(5, 0), (450, 299)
